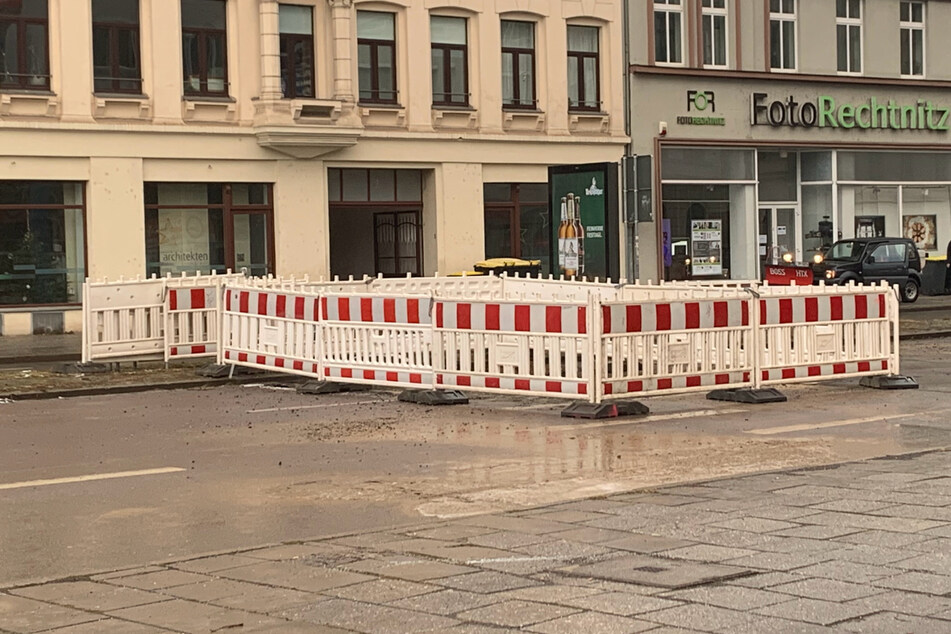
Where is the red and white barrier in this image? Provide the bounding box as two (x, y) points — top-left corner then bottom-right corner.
(165, 287), (218, 360)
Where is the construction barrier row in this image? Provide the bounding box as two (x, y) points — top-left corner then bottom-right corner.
(217, 277), (901, 404)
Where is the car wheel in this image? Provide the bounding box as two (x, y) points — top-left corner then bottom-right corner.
(901, 279), (920, 303)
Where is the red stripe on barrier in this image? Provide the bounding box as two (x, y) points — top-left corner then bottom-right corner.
(880, 360), (888, 370)
(486, 377), (500, 388)
(226, 291), (232, 311)
(363, 370), (375, 380)
(760, 299), (767, 325)
(805, 297), (818, 323)
(276, 294), (286, 318)
(808, 366), (821, 376)
(686, 376), (701, 388)
(779, 298), (793, 324)
(578, 307), (586, 334)
(275, 358), (285, 368)
(239, 291), (249, 314)
(457, 375), (471, 387)
(407, 298), (420, 324)
(879, 294), (886, 317)
(224, 351), (231, 360)
(626, 305), (641, 333)
(386, 371), (398, 382)
(515, 379), (530, 391)
(831, 296), (843, 321)
(486, 304), (500, 330)
(383, 298), (396, 323)
(410, 374), (422, 384)
(858, 361), (871, 372)
(435, 302), (443, 328)
(855, 295), (868, 319)
(782, 368), (796, 379)
(341, 368), (353, 378)
(603, 383), (613, 395)
(715, 373), (729, 385)
(601, 306), (611, 334)
(361, 297), (373, 323)
(834, 363), (846, 374)
(656, 304), (671, 331)
(170, 347), (177, 356)
(457, 303), (471, 329)
(238, 353), (248, 362)
(193, 345), (206, 355)
(685, 303), (700, 329)
(761, 370), (769, 381)
(191, 288), (205, 310)
(169, 290), (178, 311)
(546, 381), (562, 393)
(515, 305), (531, 332)
(629, 381), (644, 392)
(742, 301), (749, 326)
(546, 306), (561, 333)
(258, 294), (268, 317)
(658, 378), (672, 390)
(338, 297), (350, 321)
(714, 302), (728, 328)
(579, 383), (587, 395)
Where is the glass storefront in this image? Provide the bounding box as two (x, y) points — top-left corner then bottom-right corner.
(0, 182), (85, 306)
(483, 183), (550, 272)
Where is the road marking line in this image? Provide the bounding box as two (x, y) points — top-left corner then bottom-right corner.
(247, 399), (385, 414)
(746, 410), (948, 435)
(0, 467), (186, 491)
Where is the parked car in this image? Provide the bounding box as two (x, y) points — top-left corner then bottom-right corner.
(811, 237), (922, 302)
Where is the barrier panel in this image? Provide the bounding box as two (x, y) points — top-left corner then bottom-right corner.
(83, 279), (165, 363)
(599, 297), (754, 399)
(320, 294), (435, 388)
(165, 287), (218, 360)
(433, 298), (594, 400)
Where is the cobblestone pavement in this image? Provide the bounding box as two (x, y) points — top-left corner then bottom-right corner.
(3, 450), (951, 633)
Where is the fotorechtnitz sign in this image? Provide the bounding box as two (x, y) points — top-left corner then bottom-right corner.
(751, 93), (950, 131)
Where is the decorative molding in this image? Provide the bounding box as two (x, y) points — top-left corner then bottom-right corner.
(93, 95), (151, 120)
(432, 107), (478, 129)
(569, 111), (610, 134)
(495, 0), (550, 18)
(182, 98), (237, 123)
(502, 109), (545, 132)
(0, 92), (59, 118)
(360, 104), (407, 128)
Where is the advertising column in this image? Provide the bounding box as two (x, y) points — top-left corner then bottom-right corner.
(549, 163), (620, 280)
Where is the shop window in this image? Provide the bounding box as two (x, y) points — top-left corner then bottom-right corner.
(836, 0), (862, 74)
(501, 20), (535, 109)
(701, 0), (727, 68)
(0, 182), (85, 306)
(802, 184), (834, 260)
(144, 183), (274, 277)
(0, 0), (49, 90)
(92, 0), (141, 94)
(181, 0), (228, 96)
(653, 0), (683, 65)
(357, 11), (397, 104)
(801, 151), (832, 182)
(279, 4), (314, 99)
(769, 0), (796, 71)
(567, 25), (599, 111)
(483, 183), (550, 272)
(900, 1), (924, 77)
(328, 168), (422, 203)
(661, 147), (754, 181)
(431, 15), (468, 107)
(662, 184), (731, 281)
(758, 151), (798, 202)
(837, 152), (951, 182)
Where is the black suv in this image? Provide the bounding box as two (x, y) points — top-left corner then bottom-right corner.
(811, 237), (922, 303)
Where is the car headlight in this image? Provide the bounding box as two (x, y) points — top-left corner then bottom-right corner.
(782, 253), (793, 263)
(826, 270), (836, 279)
(813, 254), (823, 264)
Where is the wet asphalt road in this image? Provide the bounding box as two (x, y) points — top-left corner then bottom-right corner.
(1, 339), (951, 588)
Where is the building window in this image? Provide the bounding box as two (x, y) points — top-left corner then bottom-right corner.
(145, 183), (274, 278)
(279, 4), (314, 98)
(836, 0), (862, 74)
(701, 0), (727, 68)
(430, 16), (467, 107)
(483, 183), (550, 272)
(501, 20), (535, 109)
(900, 1), (924, 77)
(0, 182), (85, 306)
(92, 0), (141, 94)
(769, 0), (796, 71)
(181, 0), (228, 97)
(567, 25), (599, 111)
(357, 11), (397, 104)
(0, 0), (49, 90)
(653, 0), (683, 65)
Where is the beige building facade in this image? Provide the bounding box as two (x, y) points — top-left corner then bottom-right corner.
(0, 0), (626, 335)
(631, 0), (951, 283)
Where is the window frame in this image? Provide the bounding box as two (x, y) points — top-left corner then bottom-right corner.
(900, 0), (925, 78)
(701, 0), (728, 69)
(500, 19), (537, 110)
(92, 1), (142, 95)
(483, 183), (549, 262)
(0, 6), (51, 91)
(181, 0), (229, 98)
(567, 25), (600, 112)
(836, 0), (863, 75)
(769, 0), (797, 72)
(278, 4), (315, 99)
(430, 15), (468, 108)
(357, 10), (398, 105)
(653, 0), (684, 67)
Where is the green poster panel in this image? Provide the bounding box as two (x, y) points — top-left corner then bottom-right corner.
(549, 163), (619, 280)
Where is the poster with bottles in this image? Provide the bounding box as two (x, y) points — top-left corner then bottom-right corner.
(690, 219), (722, 276)
(548, 164), (619, 281)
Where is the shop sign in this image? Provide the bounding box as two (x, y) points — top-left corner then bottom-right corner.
(752, 93), (950, 131)
(690, 219), (722, 276)
(677, 90), (726, 126)
(549, 163), (620, 280)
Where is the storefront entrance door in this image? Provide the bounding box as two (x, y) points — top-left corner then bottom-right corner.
(758, 206), (800, 269)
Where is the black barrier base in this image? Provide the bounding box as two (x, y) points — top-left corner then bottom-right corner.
(398, 389), (469, 405)
(707, 388), (787, 404)
(196, 363), (261, 378)
(54, 362), (109, 375)
(860, 375), (920, 390)
(561, 400), (650, 419)
(298, 381), (371, 395)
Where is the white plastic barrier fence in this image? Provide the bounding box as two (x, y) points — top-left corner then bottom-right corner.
(165, 287), (218, 361)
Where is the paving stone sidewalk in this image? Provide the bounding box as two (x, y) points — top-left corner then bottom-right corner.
(3, 451), (951, 633)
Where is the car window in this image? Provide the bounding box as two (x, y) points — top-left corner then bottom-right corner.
(828, 241), (864, 261)
(869, 243), (905, 264)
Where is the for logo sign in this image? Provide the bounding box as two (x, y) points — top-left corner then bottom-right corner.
(687, 90), (715, 113)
